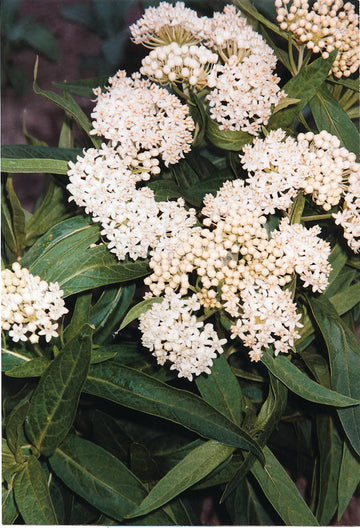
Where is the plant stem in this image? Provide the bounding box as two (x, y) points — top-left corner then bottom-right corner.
(302, 213), (333, 221)
(33, 343), (44, 357)
(288, 37), (297, 76)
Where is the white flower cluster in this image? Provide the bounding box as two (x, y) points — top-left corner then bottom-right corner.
(129, 1), (206, 47)
(275, 0), (359, 78)
(131, 3), (284, 135)
(333, 172), (360, 252)
(90, 71), (194, 167)
(1, 263), (68, 344)
(139, 292), (226, 381)
(140, 42), (218, 91)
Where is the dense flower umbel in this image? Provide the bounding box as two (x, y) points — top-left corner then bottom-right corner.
(1, 263), (68, 344)
(140, 42), (218, 91)
(129, 1), (206, 47)
(275, 0), (359, 78)
(90, 71), (195, 167)
(333, 172), (360, 253)
(139, 292), (226, 381)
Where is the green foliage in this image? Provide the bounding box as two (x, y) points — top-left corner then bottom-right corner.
(2, 0), (360, 524)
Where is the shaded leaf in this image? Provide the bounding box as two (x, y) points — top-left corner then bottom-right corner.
(260, 348), (359, 407)
(309, 84), (359, 159)
(5, 176), (25, 257)
(268, 51), (337, 130)
(315, 414), (343, 524)
(1, 145), (81, 174)
(5, 357), (51, 378)
(127, 440), (234, 519)
(337, 442), (360, 520)
(196, 354), (244, 425)
(251, 446), (319, 525)
(53, 76), (109, 97)
(49, 434), (147, 521)
(6, 399), (30, 461)
(26, 325), (92, 456)
(308, 296), (360, 456)
(2, 484), (19, 525)
(84, 362), (264, 460)
(206, 118), (253, 151)
(13, 456), (58, 525)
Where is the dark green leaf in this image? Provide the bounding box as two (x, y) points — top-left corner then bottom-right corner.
(315, 414), (343, 524)
(5, 357), (51, 378)
(91, 283), (136, 344)
(26, 325), (92, 456)
(260, 348), (359, 407)
(268, 50), (338, 130)
(13, 456), (58, 524)
(206, 118), (253, 151)
(33, 58), (101, 148)
(234, 0), (289, 39)
(2, 347), (36, 371)
(147, 180), (185, 202)
(64, 292), (92, 343)
(84, 362), (264, 460)
(6, 399), (30, 460)
(184, 175), (235, 207)
(2, 438), (21, 485)
(251, 446), (319, 525)
(2, 484), (19, 525)
(196, 354), (244, 425)
(307, 296), (360, 455)
(309, 84), (360, 159)
(337, 442), (360, 520)
(5, 176), (25, 256)
(49, 434), (147, 521)
(1, 145), (81, 174)
(21, 23), (58, 60)
(127, 440), (234, 519)
(329, 280), (360, 316)
(119, 297), (162, 331)
(1, 180), (17, 255)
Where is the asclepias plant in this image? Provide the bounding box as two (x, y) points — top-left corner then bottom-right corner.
(2, 0), (360, 525)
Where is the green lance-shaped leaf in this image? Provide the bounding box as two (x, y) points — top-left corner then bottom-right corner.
(84, 362), (264, 461)
(49, 435), (147, 522)
(13, 455), (58, 525)
(196, 354), (245, 425)
(307, 296), (360, 456)
(25, 325), (92, 456)
(315, 413), (343, 524)
(5, 357), (51, 378)
(1, 144), (81, 174)
(260, 348), (359, 407)
(5, 176), (25, 257)
(126, 440), (234, 519)
(2, 483), (19, 525)
(2, 347), (38, 372)
(309, 84), (359, 159)
(234, 0), (289, 39)
(33, 57), (101, 148)
(337, 441), (360, 520)
(20, 216), (150, 297)
(53, 76), (110, 98)
(206, 118), (253, 151)
(268, 50), (338, 131)
(6, 399), (30, 461)
(119, 297), (162, 331)
(251, 446), (319, 526)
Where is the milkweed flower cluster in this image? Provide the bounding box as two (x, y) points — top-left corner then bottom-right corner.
(139, 292), (226, 381)
(1, 263), (68, 344)
(66, 1), (359, 379)
(131, 3), (285, 135)
(275, 0), (359, 78)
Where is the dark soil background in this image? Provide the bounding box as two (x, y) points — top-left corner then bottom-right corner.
(1, 1), (359, 525)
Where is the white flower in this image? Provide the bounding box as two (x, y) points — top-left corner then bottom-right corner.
(333, 172), (360, 252)
(207, 53), (285, 135)
(2, 263), (68, 344)
(230, 281), (303, 361)
(139, 291), (226, 381)
(91, 71), (195, 167)
(129, 1), (206, 47)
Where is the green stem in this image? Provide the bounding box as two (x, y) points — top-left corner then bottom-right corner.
(289, 192), (305, 224)
(198, 308), (219, 322)
(302, 213), (333, 221)
(33, 343), (44, 357)
(288, 37), (297, 76)
(296, 45), (305, 73)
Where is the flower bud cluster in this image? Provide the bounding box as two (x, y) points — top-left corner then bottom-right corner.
(2, 263), (68, 344)
(275, 0), (359, 78)
(91, 71), (194, 167)
(333, 172), (360, 253)
(297, 130), (359, 211)
(139, 291), (226, 381)
(140, 42), (218, 91)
